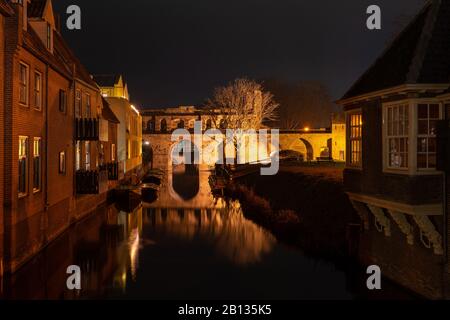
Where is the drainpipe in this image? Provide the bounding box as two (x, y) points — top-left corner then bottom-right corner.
(44, 64), (49, 242)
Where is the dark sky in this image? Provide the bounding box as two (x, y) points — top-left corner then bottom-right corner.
(53, 0), (425, 108)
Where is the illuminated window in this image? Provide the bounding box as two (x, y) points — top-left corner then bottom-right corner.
(348, 112), (362, 167)
(417, 104), (441, 169)
(112, 144), (116, 162)
(19, 136), (28, 196)
(386, 103), (409, 169)
(33, 138), (42, 192)
(75, 141), (81, 171)
(85, 142), (91, 170)
(34, 71), (42, 110)
(59, 151), (66, 174)
(19, 63), (29, 105)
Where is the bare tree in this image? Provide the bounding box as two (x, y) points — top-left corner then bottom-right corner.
(206, 78), (279, 131)
(205, 78), (279, 164)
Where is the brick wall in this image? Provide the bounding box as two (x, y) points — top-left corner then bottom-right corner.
(0, 13), (5, 272)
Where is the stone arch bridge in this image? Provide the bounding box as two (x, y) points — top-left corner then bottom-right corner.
(143, 130), (340, 169)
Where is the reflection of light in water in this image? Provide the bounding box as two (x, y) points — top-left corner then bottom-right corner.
(129, 228), (140, 281)
(148, 201), (275, 265)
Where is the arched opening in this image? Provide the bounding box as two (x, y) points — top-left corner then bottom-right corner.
(161, 119), (168, 133)
(146, 120), (154, 133)
(300, 138), (314, 161)
(170, 141), (200, 201)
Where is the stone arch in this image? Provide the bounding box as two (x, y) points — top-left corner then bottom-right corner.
(300, 138), (314, 161)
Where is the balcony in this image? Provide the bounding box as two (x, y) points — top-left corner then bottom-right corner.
(76, 169), (108, 195)
(99, 162), (119, 181)
(75, 118), (99, 141)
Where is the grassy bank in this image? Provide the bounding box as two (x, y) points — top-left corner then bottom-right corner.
(226, 165), (358, 260)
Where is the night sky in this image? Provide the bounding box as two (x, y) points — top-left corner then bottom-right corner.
(52, 0), (425, 109)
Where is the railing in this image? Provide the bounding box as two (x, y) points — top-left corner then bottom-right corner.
(99, 162), (119, 181)
(75, 118), (99, 141)
(76, 170), (99, 194)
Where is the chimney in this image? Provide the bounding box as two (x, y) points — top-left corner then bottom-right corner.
(23, 0), (28, 31)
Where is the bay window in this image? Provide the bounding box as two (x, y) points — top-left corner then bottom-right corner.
(386, 103), (409, 169)
(383, 101), (442, 173)
(417, 104), (440, 170)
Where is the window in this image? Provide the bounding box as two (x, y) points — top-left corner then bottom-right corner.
(348, 112), (362, 167)
(386, 103), (409, 169)
(59, 151), (66, 174)
(59, 90), (67, 113)
(75, 141), (81, 171)
(19, 63), (29, 105)
(112, 144), (116, 162)
(34, 71), (42, 110)
(75, 90), (81, 118)
(417, 104), (441, 169)
(85, 142), (91, 170)
(19, 136), (28, 196)
(46, 23), (51, 50)
(33, 138), (42, 192)
(85, 94), (91, 118)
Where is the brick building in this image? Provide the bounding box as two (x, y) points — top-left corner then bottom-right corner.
(0, 0), (14, 277)
(338, 0), (450, 298)
(0, 0), (120, 274)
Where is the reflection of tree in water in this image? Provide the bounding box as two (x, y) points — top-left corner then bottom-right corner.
(147, 200), (275, 265)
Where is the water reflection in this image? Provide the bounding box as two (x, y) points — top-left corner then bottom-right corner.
(1, 167), (356, 300)
(146, 201), (275, 266)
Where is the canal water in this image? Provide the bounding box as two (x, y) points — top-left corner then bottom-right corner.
(0, 166), (414, 300)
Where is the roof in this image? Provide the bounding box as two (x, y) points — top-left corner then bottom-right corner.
(53, 31), (99, 88)
(23, 25), (73, 80)
(0, 0), (13, 16)
(101, 98), (120, 124)
(342, 0), (450, 100)
(93, 74), (122, 87)
(28, 0), (46, 18)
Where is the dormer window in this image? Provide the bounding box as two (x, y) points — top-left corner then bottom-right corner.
(46, 23), (51, 50)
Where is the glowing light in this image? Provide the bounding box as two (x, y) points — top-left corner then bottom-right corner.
(130, 104), (140, 115)
(304, 127), (310, 132)
(144, 141), (150, 146)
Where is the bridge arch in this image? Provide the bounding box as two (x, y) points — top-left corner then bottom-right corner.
(300, 138), (314, 161)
